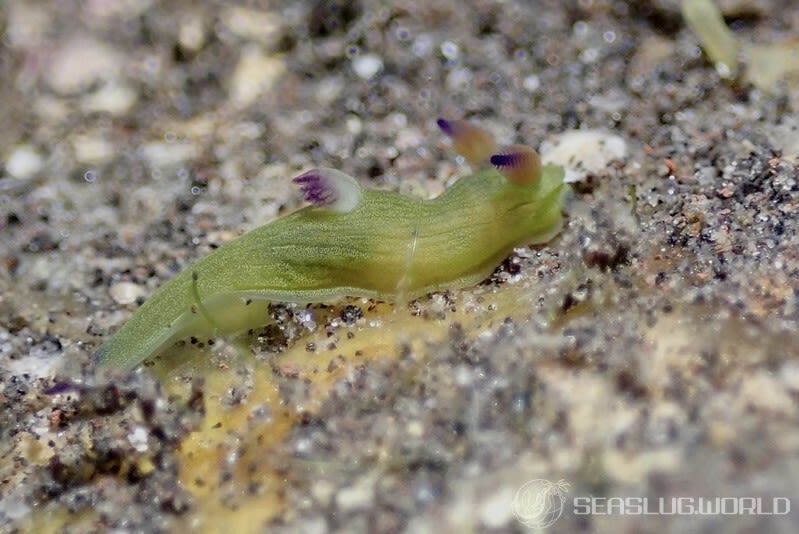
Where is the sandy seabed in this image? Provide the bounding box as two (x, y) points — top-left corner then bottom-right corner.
(1, 1), (799, 532)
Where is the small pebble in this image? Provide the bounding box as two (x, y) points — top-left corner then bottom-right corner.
(440, 41), (459, 60)
(80, 84), (138, 115)
(478, 487), (515, 529)
(446, 68), (472, 91)
(351, 54), (383, 80)
(522, 74), (541, 92)
(5, 145), (43, 179)
(109, 282), (146, 305)
(138, 141), (198, 168)
(72, 136), (115, 165)
(229, 45), (286, 106)
(45, 37), (121, 95)
(178, 15), (206, 53)
(335, 474), (376, 512)
(127, 426), (149, 453)
(540, 130), (627, 183)
(222, 6), (283, 47)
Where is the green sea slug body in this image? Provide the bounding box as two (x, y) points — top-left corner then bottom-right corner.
(95, 119), (568, 369)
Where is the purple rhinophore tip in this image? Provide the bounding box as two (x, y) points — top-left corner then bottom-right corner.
(490, 153), (522, 168)
(437, 118), (454, 135)
(292, 171), (337, 206)
(45, 381), (76, 395)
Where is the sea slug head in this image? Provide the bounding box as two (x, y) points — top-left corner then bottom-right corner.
(438, 117), (565, 241)
(491, 143), (564, 241)
(437, 118), (542, 184)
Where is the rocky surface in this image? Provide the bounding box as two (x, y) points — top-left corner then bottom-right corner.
(1, 0), (798, 532)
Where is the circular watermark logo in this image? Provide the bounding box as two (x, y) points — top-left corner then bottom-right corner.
(512, 478), (570, 529)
